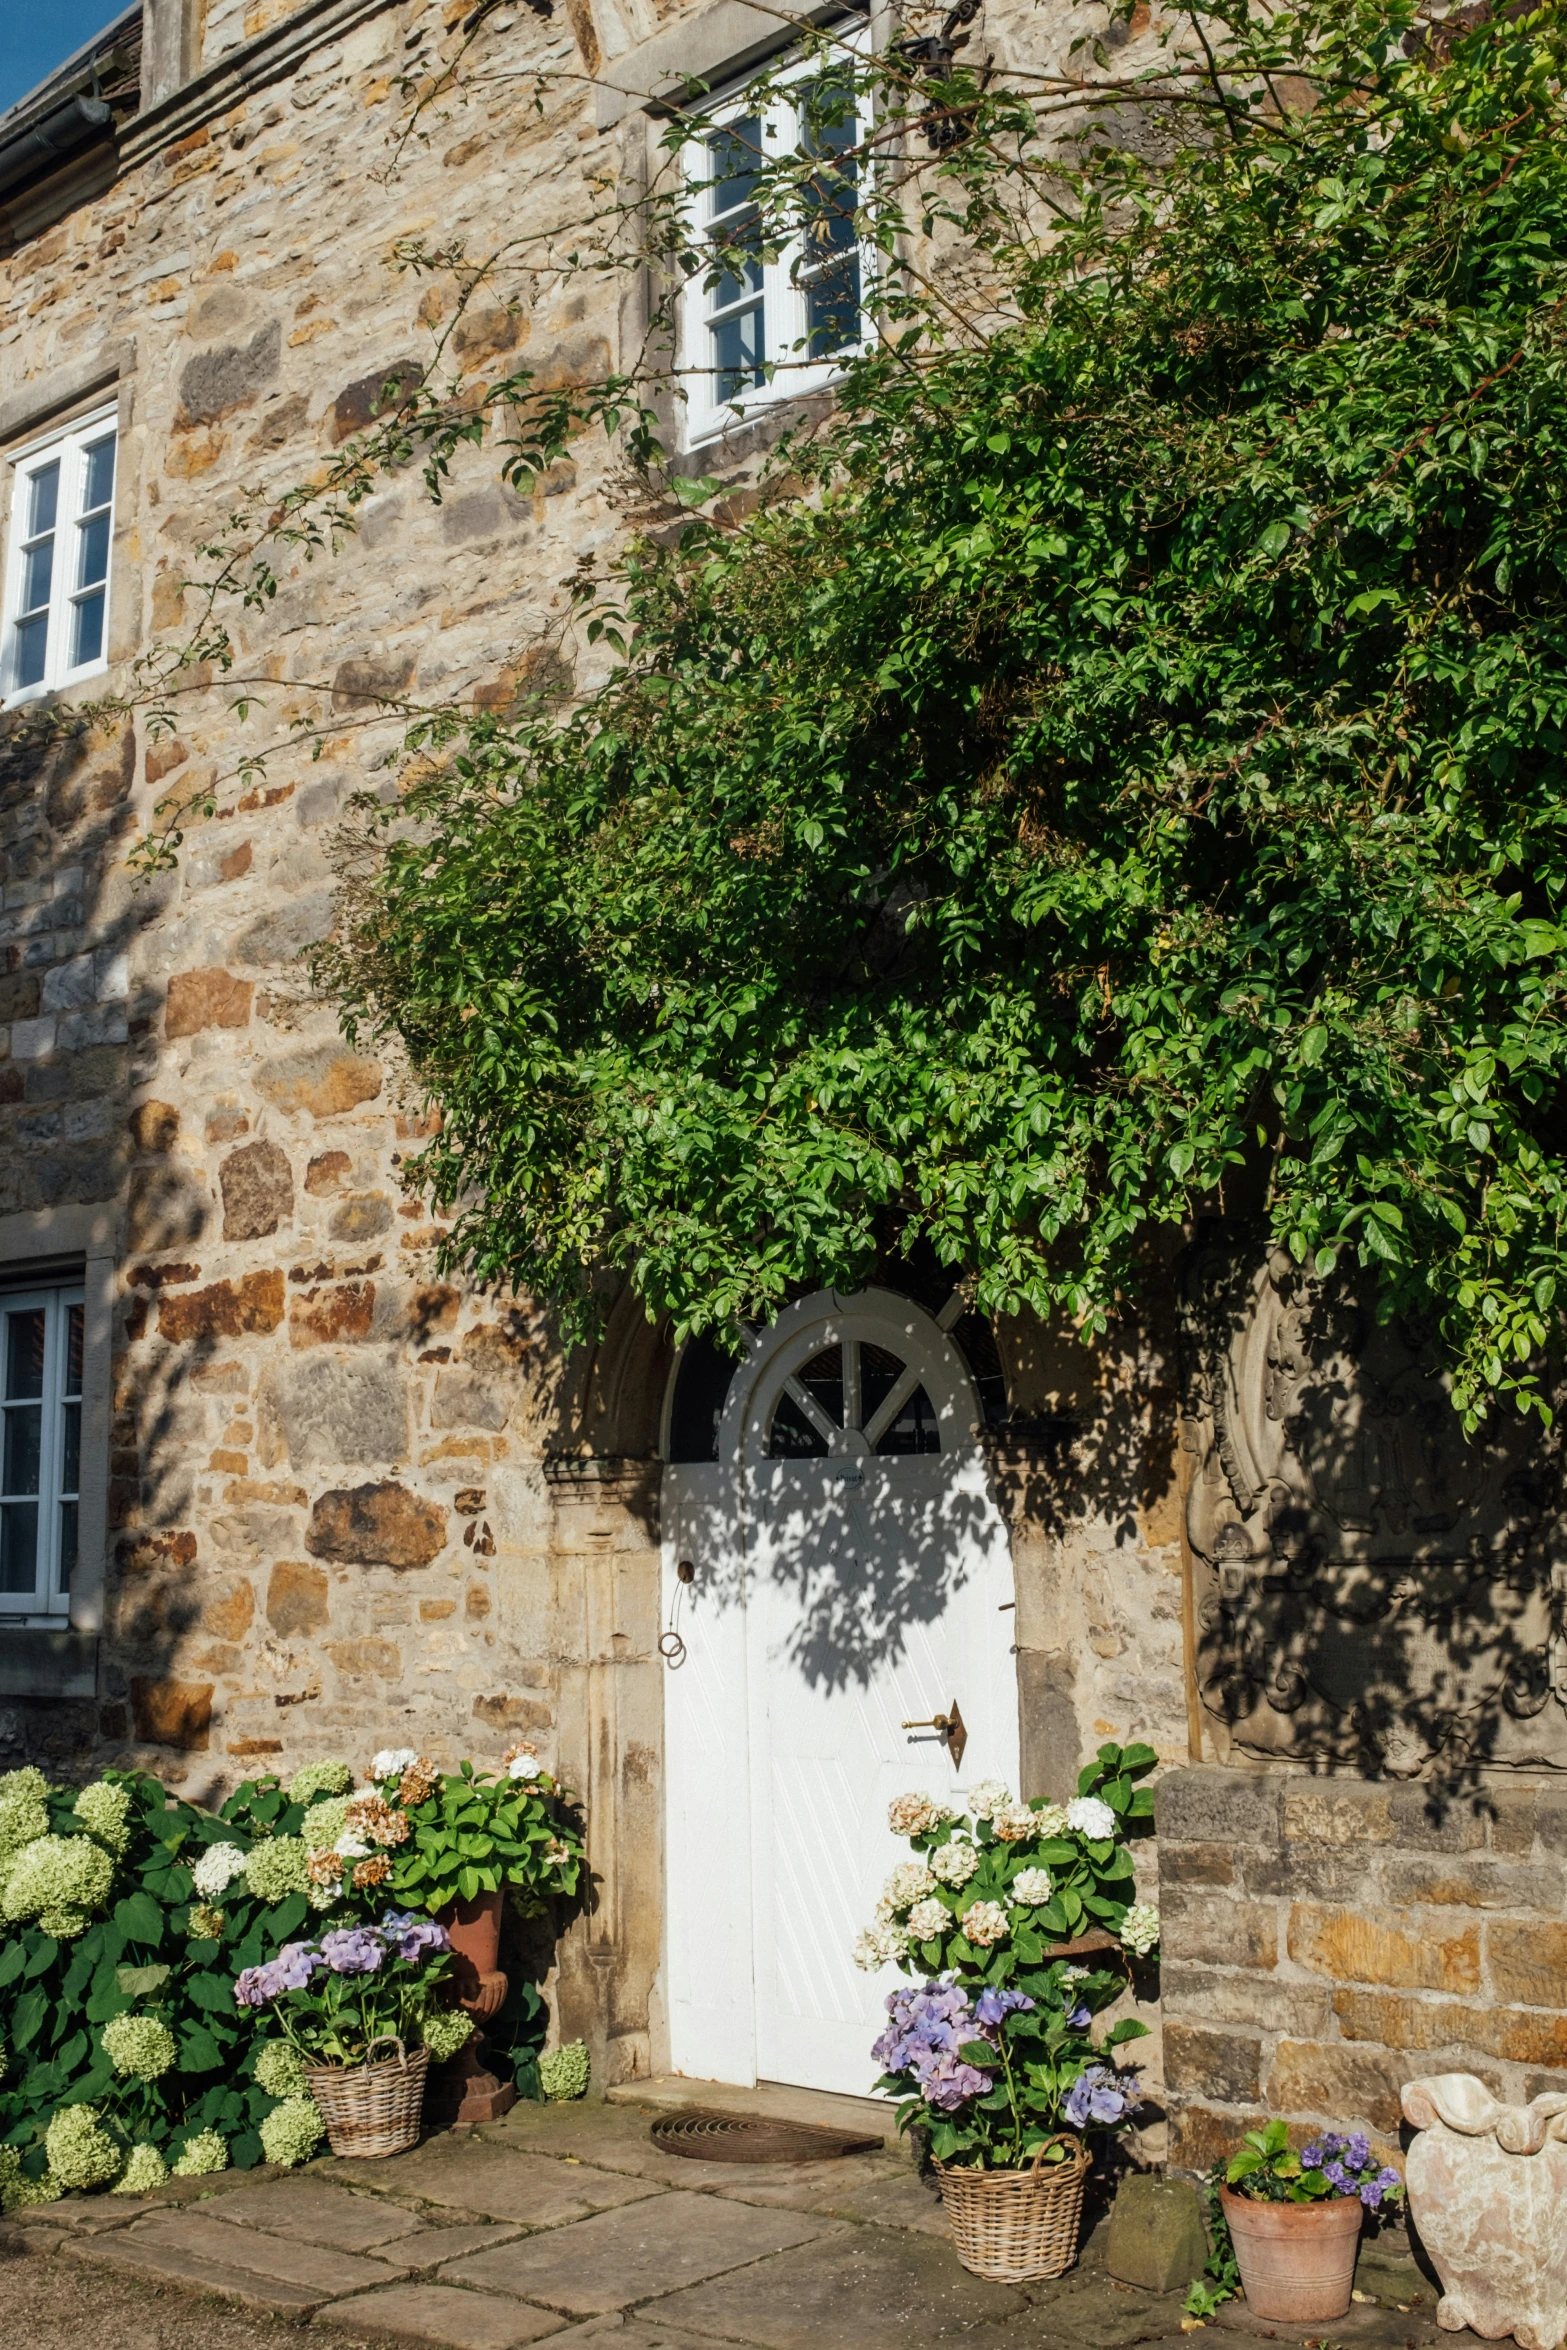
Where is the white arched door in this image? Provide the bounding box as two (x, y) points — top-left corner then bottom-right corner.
(662, 1288), (1019, 2096)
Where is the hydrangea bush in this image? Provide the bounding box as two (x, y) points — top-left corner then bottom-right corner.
(234, 1911), (456, 2066)
(861, 1742), (1160, 2170)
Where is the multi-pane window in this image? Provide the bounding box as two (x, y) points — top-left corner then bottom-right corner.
(684, 63), (865, 443)
(3, 409), (117, 703)
(0, 1287), (84, 1618)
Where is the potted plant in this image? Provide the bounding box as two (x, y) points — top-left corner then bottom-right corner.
(233, 1909), (463, 2158)
(1217, 2120), (1405, 2321)
(859, 1742), (1161, 2283)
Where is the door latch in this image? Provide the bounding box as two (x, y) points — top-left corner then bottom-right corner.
(900, 1699), (968, 1770)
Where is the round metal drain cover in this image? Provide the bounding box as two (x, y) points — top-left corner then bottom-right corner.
(651, 2112), (882, 2165)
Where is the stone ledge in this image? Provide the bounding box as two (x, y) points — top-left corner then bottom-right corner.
(119, 0), (398, 169)
(594, 0), (862, 129)
(0, 1629), (98, 1698)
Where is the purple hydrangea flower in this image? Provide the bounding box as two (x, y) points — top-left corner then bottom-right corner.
(380, 1910), (450, 1963)
(1378, 2167), (1402, 2189)
(1066, 2002), (1092, 2030)
(234, 1940), (322, 2005)
(1359, 2183), (1383, 2209)
(1346, 2133), (1371, 2171)
(1323, 2160), (1348, 2188)
(873, 1979), (994, 2110)
(1302, 2143), (1323, 2167)
(1065, 2062), (1135, 2129)
(320, 1926), (386, 1975)
(974, 1987), (1035, 2029)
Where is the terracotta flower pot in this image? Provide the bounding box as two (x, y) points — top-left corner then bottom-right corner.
(1221, 2185), (1363, 2321)
(431, 1889), (516, 2127)
(441, 1888), (504, 1992)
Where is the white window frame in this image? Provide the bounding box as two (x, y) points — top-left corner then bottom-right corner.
(679, 43), (870, 448)
(2, 403), (118, 708)
(0, 1282), (85, 1623)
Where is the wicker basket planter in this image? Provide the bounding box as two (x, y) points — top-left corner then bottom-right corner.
(303, 2035), (430, 2159)
(935, 2137), (1090, 2282)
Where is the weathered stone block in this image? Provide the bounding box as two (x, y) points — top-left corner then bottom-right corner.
(1158, 1888), (1278, 1970)
(1333, 1989), (1567, 2070)
(129, 1677), (213, 1750)
(306, 1482), (448, 1568)
(1240, 1845), (1380, 1900)
(1266, 2040), (1408, 2133)
(289, 1281), (375, 1348)
(1164, 2021), (1262, 2106)
(329, 1192), (391, 1241)
(1160, 1962), (1334, 2039)
(1156, 1769), (1282, 1849)
(1283, 1786), (1395, 1846)
(305, 1148), (352, 1194)
(473, 1692), (550, 1733)
(324, 1637), (402, 1678)
(1158, 1843), (1235, 1888)
(128, 1099), (180, 1152)
(1103, 2174), (1209, 2295)
(262, 1354), (408, 1465)
(1287, 1903), (1481, 1995)
(220, 1138), (293, 1241)
(1486, 1919), (1567, 2010)
(255, 1043), (382, 1119)
(329, 358), (424, 445)
(165, 966), (254, 1037)
(266, 1559), (329, 1636)
(1381, 1854), (1564, 1911)
(177, 320), (282, 424)
(1168, 2101), (1267, 2173)
(158, 1271), (285, 1342)
(1387, 1786), (1487, 1853)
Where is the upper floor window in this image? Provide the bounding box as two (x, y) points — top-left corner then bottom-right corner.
(682, 58), (865, 445)
(2, 407), (117, 705)
(0, 1283), (84, 1620)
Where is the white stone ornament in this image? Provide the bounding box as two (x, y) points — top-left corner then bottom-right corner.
(1402, 2073), (1567, 2350)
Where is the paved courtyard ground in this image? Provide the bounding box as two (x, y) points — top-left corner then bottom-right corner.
(1, 2097), (1456, 2350)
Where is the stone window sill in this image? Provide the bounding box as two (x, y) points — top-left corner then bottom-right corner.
(0, 1628), (98, 1698)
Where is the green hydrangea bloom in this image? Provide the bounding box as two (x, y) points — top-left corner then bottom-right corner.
(170, 2131), (228, 2178)
(101, 2014), (177, 2081)
(258, 2095), (325, 2168)
(254, 2040), (306, 2098)
(0, 1767), (46, 1804)
(0, 1778), (50, 1881)
(300, 1796), (350, 1853)
(287, 1759), (353, 1804)
(2, 2171), (62, 2212)
(539, 2040), (590, 2102)
(187, 1903), (226, 1941)
(73, 1782), (132, 1857)
(4, 1835), (113, 1933)
(421, 2009), (475, 2062)
(242, 1837), (309, 1903)
(45, 2104), (124, 2191)
(114, 2145), (168, 2196)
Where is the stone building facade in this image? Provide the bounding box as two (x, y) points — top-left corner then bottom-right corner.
(0, 0), (1560, 2157)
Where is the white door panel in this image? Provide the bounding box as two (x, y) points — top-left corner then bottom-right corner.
(662, 1289), (1019, 2095)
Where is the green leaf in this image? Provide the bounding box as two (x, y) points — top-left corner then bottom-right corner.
(114, 1893), (165, 1948)
(115, 1963), (172, 1998)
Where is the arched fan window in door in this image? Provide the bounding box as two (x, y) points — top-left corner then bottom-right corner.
(766, 1340), (941, 1458)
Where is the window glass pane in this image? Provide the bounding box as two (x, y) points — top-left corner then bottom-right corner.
(81, 436), (115, 511)
(712, 302), (766, 401)
(4, 1404), (42, 1497)
(710, 214), (764, 313)
(875, 1383), (942, 1456)
(769, 1390), (829, 1458)
(61, 1398), (81, 1498)
(58, 1500), (78, 1595)
(806, 255), (862, 357)
(14, 614), (48, 690)
(708, 117), (762, 218)
(859, 1341), (906, 1429)
(27, 463), (59, 539)
(0, 1501), (38, 1593)
(6, 1309), (45, 1401)
(71, 590), (106, 668)
(65, 1305), (83, 1396)
(797, 1345), (843, 1425)
(21, 539), (53, 615)
(76, 511), (111, 590)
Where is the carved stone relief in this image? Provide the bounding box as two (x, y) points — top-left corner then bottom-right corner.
(1182, 1243), (1564, 1776)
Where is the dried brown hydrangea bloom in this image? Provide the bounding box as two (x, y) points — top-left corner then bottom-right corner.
(345, 1792), (411, 1848)
(352, 1853), (392, 1890)
(396, 1758), (439, 1810)
(306, 1850), (344, 1889)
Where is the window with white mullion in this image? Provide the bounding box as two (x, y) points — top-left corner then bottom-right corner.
(0, 1286), (85, 1617)
(685, 54), (867, 445)
(3, 407), (117, 703)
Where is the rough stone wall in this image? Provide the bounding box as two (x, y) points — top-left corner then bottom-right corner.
(1157, 1766), (1567, 2171)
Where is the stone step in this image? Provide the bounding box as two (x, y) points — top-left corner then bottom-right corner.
(604, 2074), (910, 2158)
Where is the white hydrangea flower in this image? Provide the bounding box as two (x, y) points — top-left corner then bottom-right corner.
(1010, 1866), (1053, 1906)
(906, 1897), (949, 1940)
(879, 1860), (938, 1915)
(1120, 1902), (1160, 1957)
(960, 1900), (1009, 1947)
(333, 1830), (372, 1859)
(191, 1842), (249, 1899)
(1031, 1803), (1070, 1838)
(1062, 1964), (1089, 1982)
(929, 1840), (979, 1888)
(991, 1803), (1040, 1842)
(886, 1792), (956, 1836)
(507, 1751), (543, 1780)
(1066, 1795), (1118, 1841)
(966, 1780), (1012, 1819)
(851, 1920), (910, 1971)
(371, 1748), (419, 1781)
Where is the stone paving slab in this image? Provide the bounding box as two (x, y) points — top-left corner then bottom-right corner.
(441, 2191), (838, 2318)
(550, 2320), (757, 2350)
(209, 2178), (436, 2254)
(73, 2205), (414, 2313)
(647, 2220), (1025, 2350)
(479, 2104), (909, 2203)
(68, 2226), (329, 2316)
(334, 2142), (669, 2228)
(323, 2281), (570, 2348)
(714, 2168), (949, 2234)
